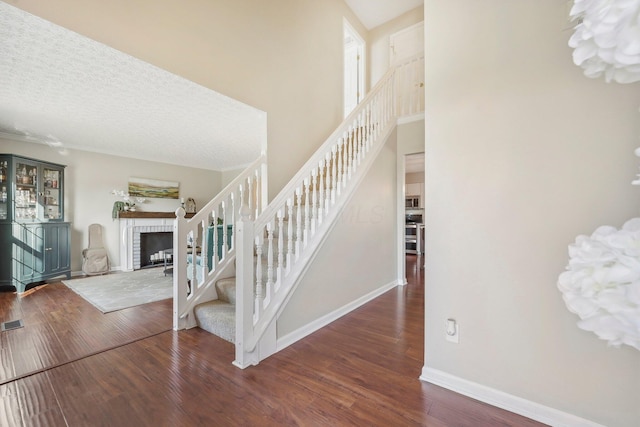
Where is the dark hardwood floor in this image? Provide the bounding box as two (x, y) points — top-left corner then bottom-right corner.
(0, 257), (547, 426)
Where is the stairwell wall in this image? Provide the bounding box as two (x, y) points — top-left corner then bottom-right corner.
(277, 128), (398, 339)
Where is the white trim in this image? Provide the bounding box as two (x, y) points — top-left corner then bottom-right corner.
(343, 17), (366, 119)
(396, 141), (407, 286)
(398, 112), (425, 125)
(420, 367), (606, 427)
(276, 279), (401, 351)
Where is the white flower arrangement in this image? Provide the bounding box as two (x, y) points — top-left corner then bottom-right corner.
(568, 0), (640, 84)
(558, 218), (640, 350)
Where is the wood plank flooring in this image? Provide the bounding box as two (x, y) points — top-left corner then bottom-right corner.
(0, 280), (172, 384)
(0, 258), (547, 426)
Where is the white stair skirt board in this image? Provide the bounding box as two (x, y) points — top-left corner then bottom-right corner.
(420, 367), (606, 427)
(276, 279), (401, 352)
(397, 112), (425, 125)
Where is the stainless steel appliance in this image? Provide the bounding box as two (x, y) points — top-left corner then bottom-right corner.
(405, 213), (424, 255)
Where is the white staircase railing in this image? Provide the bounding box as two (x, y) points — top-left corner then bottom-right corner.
(173, 155), (267, 330)
(233, 54), (424, 368)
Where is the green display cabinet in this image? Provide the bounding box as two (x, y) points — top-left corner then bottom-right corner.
(0, 154), (71, 292)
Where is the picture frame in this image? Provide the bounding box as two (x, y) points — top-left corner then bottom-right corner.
(128, 177), (179, 199)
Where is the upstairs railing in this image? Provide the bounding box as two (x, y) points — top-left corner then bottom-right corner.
(233, 54), (424, 368)
(173, 155), (267, 330)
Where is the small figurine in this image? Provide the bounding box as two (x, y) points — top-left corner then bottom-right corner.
(185, 197), (197, 214)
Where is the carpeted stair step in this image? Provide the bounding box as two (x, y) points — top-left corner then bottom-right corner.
(194, 277), (236, 343)
(193, 258), (272, 342)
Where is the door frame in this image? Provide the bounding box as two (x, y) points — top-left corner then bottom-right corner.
(343, 18), (366, 118)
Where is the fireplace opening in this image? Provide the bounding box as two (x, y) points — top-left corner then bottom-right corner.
(140, 232), (173, 269)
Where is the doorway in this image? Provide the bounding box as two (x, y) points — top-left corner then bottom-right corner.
(399, 151), (425, 283)
(343, 19), (365, 118)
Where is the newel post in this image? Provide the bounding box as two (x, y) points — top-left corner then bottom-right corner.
(233, 204), (257, 369)
(173, 207), (189, 330)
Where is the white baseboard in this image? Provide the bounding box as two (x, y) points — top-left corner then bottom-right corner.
(420, 367), (606, 427)
(276, 279), (401, 351)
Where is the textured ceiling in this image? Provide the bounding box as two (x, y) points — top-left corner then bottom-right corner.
(0, 2), (265, 171)
(345, 0), (423, 29)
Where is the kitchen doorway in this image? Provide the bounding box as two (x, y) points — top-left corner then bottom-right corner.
(404, 152), (425, 274)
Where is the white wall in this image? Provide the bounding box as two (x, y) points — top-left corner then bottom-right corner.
(398, 119), (425, 157)
(277, 129), (398, 337)
(12, 0), (368, 200)
(368, 6), (424, 87)
(0, 138), (222, 272)
(423, 1), (640, 426)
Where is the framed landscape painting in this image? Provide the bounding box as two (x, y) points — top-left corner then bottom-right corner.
(128, 177), (179, 199)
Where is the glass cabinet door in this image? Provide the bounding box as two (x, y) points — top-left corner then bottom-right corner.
(14, 159), (38, 221)
(0, 158), (8, 220)
(42, 166), (62, 220)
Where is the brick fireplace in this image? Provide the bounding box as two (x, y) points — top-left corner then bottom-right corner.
(118, 212), (175, 271)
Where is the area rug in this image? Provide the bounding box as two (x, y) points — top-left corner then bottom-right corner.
(62, 267), (172, 313)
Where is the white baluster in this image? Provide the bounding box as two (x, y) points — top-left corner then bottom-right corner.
(247, 176), (254, 220)
(311, 168), (318, 233)
(352, 119), (358, 171)
(346, 127), (353, 181)
(303, 178), (310, 246)
(295, 187), (302, 259)
(276, 209), (284, 288)
(199, 218), (209, 278)
(331, 147), (338, 204)
(265, 220), (274, 307)
(317, 160), (325, 224)
(254, 169), (260, 219)
(286, 198), (293, 272)
(365, 104), (372, 150)
(357, 113), (363, 166)
(325, 153), (332, 210)
(211, 208), (219, 267)
(336, 139), (343, 195)
(255, 232), (264, 316)
(343, 133), (350, 188)
(230, 192), (236, 251)
(222, 201), (229, 261)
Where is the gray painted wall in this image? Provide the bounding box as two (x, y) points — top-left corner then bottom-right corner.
(423, 1), (640, 426)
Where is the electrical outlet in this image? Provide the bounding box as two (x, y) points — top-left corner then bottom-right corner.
(445, 318), (459, 343)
